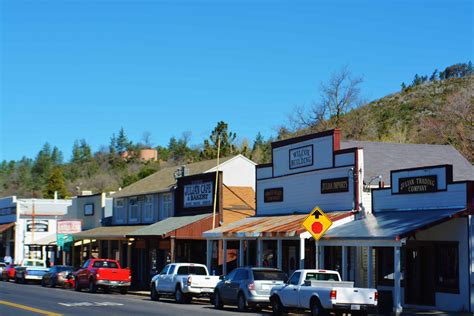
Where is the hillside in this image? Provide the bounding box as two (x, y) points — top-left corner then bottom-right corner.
(339, 76), (473, 162)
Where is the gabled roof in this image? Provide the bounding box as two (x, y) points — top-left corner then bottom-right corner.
(112, 156), (237, 198)
(341, 141), (474, 185)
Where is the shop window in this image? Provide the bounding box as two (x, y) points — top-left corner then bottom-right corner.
(144, 195), (154, 222)
(376, 247), (405, 286)
(115, 199), (125, 223)
(436, 243), (459, 293)
(129, 197), (139, 223)
(263, 240), (277, 268)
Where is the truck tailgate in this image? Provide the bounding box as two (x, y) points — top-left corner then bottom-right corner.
(334, 287), (377, 305)
(97, 268), (130, 281)
(187, 275), (220, 289)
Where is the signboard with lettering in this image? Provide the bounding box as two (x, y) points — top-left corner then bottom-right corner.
(26, 220), (49, 232)
(264, 188), (284, 203)
(289, 145), (313, 169)
(57, 220), (82, 234)
(398, 175), (437, 194)
(184, 181), (213, 208)
(321, 177), (349, 194)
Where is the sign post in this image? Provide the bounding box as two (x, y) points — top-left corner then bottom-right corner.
(302, 206), (333, 241)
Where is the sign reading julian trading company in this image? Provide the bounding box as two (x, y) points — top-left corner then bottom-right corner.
(264, 188), (284, 203)
(289, 145), (313, 169)
(321, 177), (349, 194)
(398, 175), (437, 194)
(184, 181), (213, 208)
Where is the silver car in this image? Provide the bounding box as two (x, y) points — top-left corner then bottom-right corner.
(213, 267), (287, 312)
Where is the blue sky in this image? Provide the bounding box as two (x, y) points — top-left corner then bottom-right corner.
(1, 0), (472, 161)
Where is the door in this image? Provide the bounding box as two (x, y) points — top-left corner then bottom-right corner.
(228, 269), (246, 302)
(280, 272), (301, 307)
(76, 260), (90, 286)
(220, 269), (237, 301)
(405, 243), (435, 306)
(156, 265), (171, 292)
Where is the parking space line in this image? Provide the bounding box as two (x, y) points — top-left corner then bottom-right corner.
(0, 300), (63, 316)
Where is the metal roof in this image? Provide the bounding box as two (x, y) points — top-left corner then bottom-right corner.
(0, 222), (15, 233)
(73, 225), (147, 240)
(341, 141), (474, 185)
(204, 211), (353, 238)
(127, 213), (212, 237)
(322, 208), (468, 241)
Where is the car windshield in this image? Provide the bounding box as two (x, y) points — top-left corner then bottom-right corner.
(305, 272), (340, 281)
(252, 270), (287, 281)
(92, 261), (118, 269)
(23, 260), (44, 267)
(176, 266), (207, 275)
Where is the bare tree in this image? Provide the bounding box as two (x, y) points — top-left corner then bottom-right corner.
(291, 66), (364, 130)
(141, 131), (153, 148)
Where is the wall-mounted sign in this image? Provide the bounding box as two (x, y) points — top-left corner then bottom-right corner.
(26, 220), (49, 232)
(264, 188), (284, 203)
(398, 175), (437, 194)
(321, 177), (349, 194)
(57, 220), (82, 234)
(0, 207), (15, 216)
(289, 145), (314, 169)
(184, 181), (213, 208)
(84, 203), (94, 216)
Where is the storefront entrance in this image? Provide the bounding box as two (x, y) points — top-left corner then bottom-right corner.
(405, 242), (436, 306)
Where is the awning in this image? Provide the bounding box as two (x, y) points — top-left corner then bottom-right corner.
(127, 213), (213, 238)
(203, 211), (353, 238)
(73, 225), (147, 240)
(30, 234), (57, 246)
(322, 208), (470, 241)
(0, 222), (15, 233)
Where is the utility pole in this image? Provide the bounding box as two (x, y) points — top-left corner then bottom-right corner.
(212, 135), (221, 230)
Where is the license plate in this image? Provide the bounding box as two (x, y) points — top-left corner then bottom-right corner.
(110, 281), (119, 284)
(262, 285), (272, 290)
(350, 305), (361, 310)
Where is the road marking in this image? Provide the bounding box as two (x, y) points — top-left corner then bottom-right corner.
(58, 302), (124, 307)
(0, 300), (63, 316)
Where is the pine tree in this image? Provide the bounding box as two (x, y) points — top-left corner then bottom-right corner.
(43, 166), (68, 198)
(79, 139), (92, 161)
(201, 121), (237, 159)
(51, 146), (63, 165)
(116, 127), (131, 155)
(72, 140), (81, 163)
(401, 82), (407, 91)
(32, 143), (53, 185)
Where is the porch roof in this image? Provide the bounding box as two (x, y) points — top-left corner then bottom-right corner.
(0, 222), (15, 233)
(73, 225), (147, 240)
(321, 208), (469, 241)
(203, 211), (353, 238)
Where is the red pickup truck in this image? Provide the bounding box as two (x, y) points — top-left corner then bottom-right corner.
(74, 259), (131, 294)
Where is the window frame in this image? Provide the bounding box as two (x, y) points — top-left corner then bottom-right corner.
(128, 197), (139, 223)
(84, 203), (94, 216)
(162, 193), (173, 219)
(435, 242), (459, 293)
(144, 195), (154, 222)
(115, 198), (125, 223)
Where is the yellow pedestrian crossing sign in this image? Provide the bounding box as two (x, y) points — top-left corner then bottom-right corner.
(302, 207), (333, 240)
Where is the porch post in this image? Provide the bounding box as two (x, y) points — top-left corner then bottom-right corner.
(319, 245), (325, 269)
(87, 240), (92, 259)
(394, 246), (403, 314)
(367, 246), (373, 288)
(239, 239), (244, 267)
(80, 240), (84, 265)
(299, 237), (305, 269)
(222, 239), (228, 275)
(315, 241), (319, 269)
(170, 237), (175, 263)
(107, 240), (112, 259)
(98, 240), (103, 258)
(257, 238), (263, 267)
(342, 246), (348, 281)
(127, 241), (132, 268)
(206, 239), (212, 272)
(277, 239), (282, 270)
(72, 242), (76, 267)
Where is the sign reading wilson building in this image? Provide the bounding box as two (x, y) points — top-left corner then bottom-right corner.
(289, 145), (313, 169)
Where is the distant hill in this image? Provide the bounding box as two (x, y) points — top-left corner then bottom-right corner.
(339, 75), (473, 162)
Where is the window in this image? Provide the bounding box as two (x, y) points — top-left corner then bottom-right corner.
(84, 203), (94, 216)
(82, 260), (90, 269)
(176, 266), (208, 276)
(144, 195), (154, 222)
(436, 243), (459, 293)
(92, 260), (119, 269)
(129, 197), (139, 222)
(168, 265), (176, 275)
(225, 269), (237, 281)
(162, 193), (173, 219)
(252, 270), (287, 281)
(305, 272), (339, 281)
(159, 265), (170, 275)
(115, 199), (125, 223)
(376, 247), (405, 286)
(234, 269), (248, 281)
(289, 272), (301, 285)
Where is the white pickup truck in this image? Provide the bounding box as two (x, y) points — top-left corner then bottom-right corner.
(150, 263), (220, 304)
(270, 269), (378, 316)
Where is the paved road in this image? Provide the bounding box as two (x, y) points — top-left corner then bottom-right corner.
(0, 280), (272, 316)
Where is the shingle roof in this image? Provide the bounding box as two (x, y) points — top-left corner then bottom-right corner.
(112, 156), (236, 198)
(341, 141), (474, 185)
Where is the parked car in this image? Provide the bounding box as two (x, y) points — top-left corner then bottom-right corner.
(270, 269), (378, 316)
(150, 263), (220, 304)
(15, 259), (49, 283)
(74, 259), (131, 294)
(1, 263), (17, 281)
(63, 271), (76, 289)
(213, 267), (288, 312)
(41, 265), (74, 288)
(0, 262), (6, 273)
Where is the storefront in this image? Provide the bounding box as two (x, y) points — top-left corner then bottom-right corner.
(319, 164), (474, 313)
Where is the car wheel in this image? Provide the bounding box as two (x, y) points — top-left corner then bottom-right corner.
(89, 278), (97, 293)
(41, 278), (46, 287)
(214, 290), (223, 309)
(50, 277), (56, 288)
(103, 287), (110, 294)
(271, 296), (284, 316)
(74, 278), (81, 291)
(119, 287), (128, 295)
(21, 275), (26, 284)
(14, 276), (19, 283)
(150, 284), (160, 301)
(175, 286), (186, 304)
(310, 298), (326, 316)
(237, 292), (248, 312)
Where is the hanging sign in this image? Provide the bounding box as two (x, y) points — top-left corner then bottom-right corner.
(302, 207), (333, 241)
